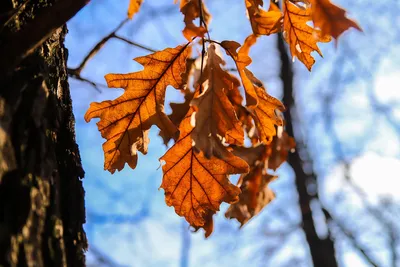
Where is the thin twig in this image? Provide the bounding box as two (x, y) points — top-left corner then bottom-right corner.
(113, 35), (156, 53)
(317, 48), (400, 267)
(70, 19), (129, 75)
(89, 245), (129, 267)
(69, 19), (157, 77)
(67, 68), (107, 92)
(332, 217), (380, 267)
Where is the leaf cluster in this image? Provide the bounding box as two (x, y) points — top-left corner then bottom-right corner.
(85, 0), (360, 236)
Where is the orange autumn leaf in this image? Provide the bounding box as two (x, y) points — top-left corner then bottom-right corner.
(244, 69), (285, 144)
(178, 0), (211, 41)
(310, 0), (362, 40)
(246, 0), (283, 36)
(160, 108), (249, 228)
(84, 44), (191, 173)
(283, 0), (331, 70)
(226, 167), (277, 226)
(221, 34), (258, 108)
(127, 0), (143, 19)
(227, 144), (276, 226)
(232, 144), (267, 167)
(191, 44), (244, 158)
(225, 75), (258, 143)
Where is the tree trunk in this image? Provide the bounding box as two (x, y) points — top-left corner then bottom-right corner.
(0, 1), (87, 266)
(277, 35), (338, 267)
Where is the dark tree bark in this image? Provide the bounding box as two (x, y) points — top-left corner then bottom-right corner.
(0, 1), (87, 266)
(277, 35), (338, 267)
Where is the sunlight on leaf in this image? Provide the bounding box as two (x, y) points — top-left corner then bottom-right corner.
(160, 108), (249, 230)
(85, 45), (191, 173)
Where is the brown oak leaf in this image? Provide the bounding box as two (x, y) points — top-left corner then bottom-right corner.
(244, 69), (285, 144)
(221, 34), (258, 108)
(160, 108), (249, 228)
(226, 166), (277, 226)
(84, 44), (191, 173)
(225, 75), (258, 143)
(227, 144), (276, 226)
(310, 0), (362, 40)
(246, 0), (283, 36)
(283, 0), (331, 70)
(232, 144), (268, 167)
(268, 131), (296, 170)
(191, 44), (244, 158)
(178, 0), (211, 41)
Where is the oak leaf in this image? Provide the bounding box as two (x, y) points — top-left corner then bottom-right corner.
(268, 131), (296, 170)
(227, 145), (276, 226)
(221, 34), (258, 108)
(283, 0), (331, 70)
(191, 44), (244, 158)
(246, 0), (283, 36)
(244, 69), (285, 144)
(178, 0), (211, 41)
(310, 0), (362, 40)
(219, 39), (284, 144)
(232, 144), (267, 167)
(84, 45), (191, 173)
(128, 0), (143, 19)
(160, 108), (249, 228)
(226, 167), (277, 226)
(225, 75), (257, 143)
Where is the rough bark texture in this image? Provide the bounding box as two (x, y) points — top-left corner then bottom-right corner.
(277, 35), (338, 267)
(0, 1), (87, 266)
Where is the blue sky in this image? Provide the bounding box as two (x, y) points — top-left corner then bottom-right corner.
(66, 0), (400, 266)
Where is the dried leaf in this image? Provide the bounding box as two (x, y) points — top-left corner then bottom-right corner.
(246, 0), (283, 36)
(160, 108), (249, 228)
(283, 0), (331, 70)
(232, 144), (267, 167)
(268, 131), (296, 170)
(179, 0), (211, 41)
(191, 44), (244, 158)
(310, 0), (362, 40)
(244, 69), (285, 144)
(221, 34), (259, 108)
(225, 76), (257, 143)
(85, 45), (191, 173)
(128, 0), (143, 19)
(227, 144), (276, 226)
(220, 38), (283, 143)
(226, 166), (277, 226)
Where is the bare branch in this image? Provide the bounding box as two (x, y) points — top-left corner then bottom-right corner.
(333, 217), (380, 267)
(88, 245), (129, 267)
(68, 19), (157, 85)
(67, 68), (107, 92)
(113, 34), (156, 53)
(315, 45), (400, 267)
(69, 19), (130, 75)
